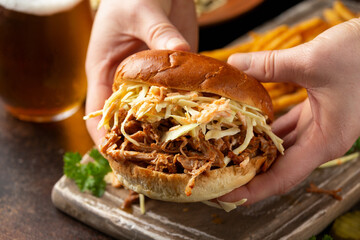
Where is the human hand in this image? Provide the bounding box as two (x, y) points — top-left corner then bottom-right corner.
(85, 0), (198, 146)
(219, 18), (360, 205)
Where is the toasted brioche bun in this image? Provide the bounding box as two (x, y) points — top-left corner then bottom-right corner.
(103, 50), (275, 202)
(107, 153), (258, 202)
(114, 50), (273, 121)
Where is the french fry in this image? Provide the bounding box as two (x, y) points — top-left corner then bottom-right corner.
(263, 17), (324, 51)
(222, 40), (253, 53)
(298, 18), (328, 39)
(302, 22), (330, 42)
(296, 17), (325, 32)
(262, 82), (282, 91)
(249, 25), (289, 52)
(268, 84), (298, 99)
(248, 31), (261, 40)
(201, 41), (252, 61)
(278, 34), (302, 49)
(333, 1), (356, 20)
(273, 88), (308, 113)
(262, 28), (299, 51)
(323, 8), (343, 26)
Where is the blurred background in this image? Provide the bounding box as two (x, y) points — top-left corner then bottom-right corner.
(197, 0), (304, 51)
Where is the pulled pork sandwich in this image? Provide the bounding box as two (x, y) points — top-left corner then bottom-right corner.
(86, 50), (284, 202)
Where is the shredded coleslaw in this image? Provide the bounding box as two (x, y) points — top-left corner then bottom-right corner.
(85, 81), (284, 161)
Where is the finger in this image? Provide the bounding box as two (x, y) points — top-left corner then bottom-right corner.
(227, 46), (310, 86)
(271, 101), (305, 138)
(85, 82), (113, 147)
(272, 101), (307, 150)
(86, 116), (106, 148)
(135, 2), (191, 51)
(86, 6), (146, 85)
(169, 0), (198, 52)
(282, 130), (297, 150)
(218, 125), (327, 205)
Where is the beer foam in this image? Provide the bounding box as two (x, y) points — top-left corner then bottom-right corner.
(0, 0), (83, 16)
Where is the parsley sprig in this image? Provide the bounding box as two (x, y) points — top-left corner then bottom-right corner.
(63, 149), (111, 197)
(309, 234), (333, 240)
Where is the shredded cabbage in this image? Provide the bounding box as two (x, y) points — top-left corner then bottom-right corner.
(205, 127), (240, 140)
(223, 156), (231, 166)
(218, 199), (247, 212)
(85, 80), (284, 163)
(319, 152), (359, 168)
(139, 193), (145, 214)
(202, 198), (247, 212)
(233, 117), (254, 155)
(161, 123), (199, 142)
(121, 109), (140, 146)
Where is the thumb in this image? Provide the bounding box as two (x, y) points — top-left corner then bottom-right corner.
(137, 7), (190, 51)
(227, 46), (310, 86)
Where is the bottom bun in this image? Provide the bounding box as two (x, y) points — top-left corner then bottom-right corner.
(106, 154), (258, 202)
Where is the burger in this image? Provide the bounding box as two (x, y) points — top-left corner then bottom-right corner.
(87, 50), (284, 203)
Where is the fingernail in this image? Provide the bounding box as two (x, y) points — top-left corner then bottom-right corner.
(166, 38), (189, 51)
(228, 53), (252, 71)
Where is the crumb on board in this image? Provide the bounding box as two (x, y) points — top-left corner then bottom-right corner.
(306, 182), (342, 200)
(122, 190), (139, 209)
(182, 208), (189, 212)
(211, 213), (224, 224)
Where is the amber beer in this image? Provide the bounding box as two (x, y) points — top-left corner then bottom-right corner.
(0, 0), (92, 122)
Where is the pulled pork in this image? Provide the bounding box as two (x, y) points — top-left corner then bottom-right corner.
(102, 114), (278, 196)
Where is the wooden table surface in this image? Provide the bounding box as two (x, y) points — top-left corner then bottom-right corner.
(2, 0), (358, 239)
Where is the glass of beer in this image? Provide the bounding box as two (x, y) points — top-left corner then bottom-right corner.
(0, 0), (92, 122)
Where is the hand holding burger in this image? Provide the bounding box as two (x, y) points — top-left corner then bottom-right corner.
(85, 0), (360, 207)
(86, 50), (284, 203)
(85, 0), (198, 147)
(220, 18), (360, 205)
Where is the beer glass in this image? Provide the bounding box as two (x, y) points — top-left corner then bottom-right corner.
(0, 0), (92, 122)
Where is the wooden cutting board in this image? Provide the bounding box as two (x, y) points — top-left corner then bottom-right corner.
(52, 0), (360, 239)
(52, 154), (360, 240)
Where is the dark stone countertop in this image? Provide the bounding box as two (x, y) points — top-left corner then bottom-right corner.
(0, 101), (113, 239)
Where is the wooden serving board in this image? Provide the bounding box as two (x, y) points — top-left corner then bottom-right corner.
(52, 0), (360, 239)
(52, 154), (360, 240)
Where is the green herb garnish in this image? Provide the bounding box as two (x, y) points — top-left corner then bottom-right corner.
(63, 149), (111, 197)
(309, 234), (333, 240)
(322, 235), (333, 240)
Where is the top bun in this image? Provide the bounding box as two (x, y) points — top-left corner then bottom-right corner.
(114, 50), (273, 121)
